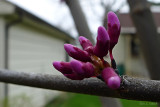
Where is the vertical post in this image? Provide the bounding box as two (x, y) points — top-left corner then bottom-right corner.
(4, 23), (9, 107)
(3, 11), (22, 107)
(65, 41), (70, 62)
(0, 17), (5, 106)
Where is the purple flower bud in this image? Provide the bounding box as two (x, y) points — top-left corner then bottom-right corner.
(79, 36), (93, 50)
(93, 26), (110, 58)
(53, 61), (84, 80)
(107, 11), (121, 50)
(102, 67), (121, 89)
(70, 60), (95, 78)
(82, 62), (95, 78)
(53, 61), (72, 74)
(64, 44), (91, 62)
(70, 60), (84, 77)
(84, 46), (94, 54)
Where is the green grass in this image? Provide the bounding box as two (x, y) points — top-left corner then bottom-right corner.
(45, 93), (101, 107)
(45, 93), (157, 107)
(120, 99), (157, 107)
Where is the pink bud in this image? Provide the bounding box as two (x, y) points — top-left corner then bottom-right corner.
(93, 26), (110, 58)
(82, 62), (95, 78)
(79, 36), (93, 51)
(64, 44), (91, 62)
(53, 61), (72, 74)
(84, 46), (94, 54)
(102, 67), (121, 89)
(107, 11), (121, 50)
(70, 60), (84, 77)
(53, 61), (84, 80)
(70, 60), (95, 78)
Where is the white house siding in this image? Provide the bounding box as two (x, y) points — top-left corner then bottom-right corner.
(124, 35), (149, 78)
(106, 34), (149, 78)
(113, 36), (125, 65)
(8, 23), (66, 107)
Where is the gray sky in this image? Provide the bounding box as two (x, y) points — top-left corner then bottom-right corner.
(8, 0), (160, 38)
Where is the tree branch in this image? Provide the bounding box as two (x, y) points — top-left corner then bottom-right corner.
(0, 69), (160, 102)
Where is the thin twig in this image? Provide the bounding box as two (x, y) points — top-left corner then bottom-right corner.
(0, 69), (160, 102)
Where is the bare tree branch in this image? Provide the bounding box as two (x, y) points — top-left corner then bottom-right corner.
(0, 69), (160, 102)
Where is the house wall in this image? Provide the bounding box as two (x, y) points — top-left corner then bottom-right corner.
(0, 1), (73, 106)
(113, 36), (125, 65)
(103, 36), (125, 64)
(124, 35), (149, 78)
(109, 34), (149, 78)
(0, 0), (15, 15)
(7, 22), (66, 107)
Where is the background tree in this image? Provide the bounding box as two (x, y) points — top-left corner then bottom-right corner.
(127, 0), (160, 106)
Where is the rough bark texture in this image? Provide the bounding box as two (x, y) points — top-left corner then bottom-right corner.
(127, 0), (160, 80)
(0, 69), (160, 102)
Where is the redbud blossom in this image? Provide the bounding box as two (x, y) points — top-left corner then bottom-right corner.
(102, 67), (121, 89)
(53, 61), (72, 74)
(53, 11), (121, 90)
(81, 62), (95, 78)
(53, 61), (83, 80)
(107, 11), (120, 50)
(93, 26), (110, 58)
(64, 44), (91, 62)
(79, 36), (93, 51)
(70, 60), (95, 78)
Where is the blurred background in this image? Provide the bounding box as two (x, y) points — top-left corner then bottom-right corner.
(0, 0), (160, 107)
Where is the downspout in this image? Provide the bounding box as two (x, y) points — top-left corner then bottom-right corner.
(65, 41), (70, 62)
(4, 11), (22, 106)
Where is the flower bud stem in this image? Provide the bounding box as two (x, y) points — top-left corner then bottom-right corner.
(111, 58), (120, 75)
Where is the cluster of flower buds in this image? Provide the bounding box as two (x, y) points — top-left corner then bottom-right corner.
(53, 11), (121, 89)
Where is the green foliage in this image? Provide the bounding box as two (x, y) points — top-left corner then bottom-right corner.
(46, 93), (158, 107)
(45, 93), (102, 107)
(120, 99), (157, 107)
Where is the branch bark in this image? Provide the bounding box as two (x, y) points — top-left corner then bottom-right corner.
(0, 69), (160, 102)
